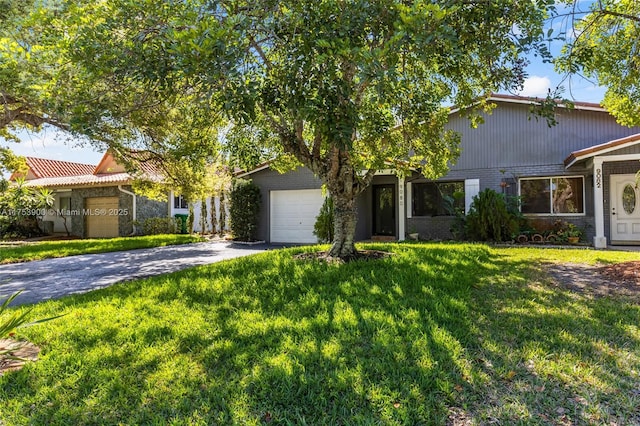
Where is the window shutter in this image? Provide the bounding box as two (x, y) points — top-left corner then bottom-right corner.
(464, 179), (480, 215)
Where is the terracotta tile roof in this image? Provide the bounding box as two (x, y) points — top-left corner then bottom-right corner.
(565, 133), (640, 168)
(22, 173), (130, 187)
(16, 157), (96, 179)
(121, 150), (164, 176)
(13, 150), (164, 188)
(23, 172), (163, 188)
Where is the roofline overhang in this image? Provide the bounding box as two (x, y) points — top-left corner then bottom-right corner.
(565, 133), (640, 169)
(24, 180), (133, 189)
(235, 161), (272, 178)
(237, 159), (416, 177)
(449, 94), (606, 115)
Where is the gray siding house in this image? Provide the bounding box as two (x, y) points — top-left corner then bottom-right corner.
(241, 94), (640, 248)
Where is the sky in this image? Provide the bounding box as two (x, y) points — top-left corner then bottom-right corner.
(3, 1), (605, 166)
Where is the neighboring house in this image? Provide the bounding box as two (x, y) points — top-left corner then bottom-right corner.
(240, 94), (640, 248)
(11, 152), (226, 238)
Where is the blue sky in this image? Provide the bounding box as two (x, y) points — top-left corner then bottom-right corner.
(3, 1), (605, 166)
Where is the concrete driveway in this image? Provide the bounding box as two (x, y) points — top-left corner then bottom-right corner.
(0, 241), (271, 306)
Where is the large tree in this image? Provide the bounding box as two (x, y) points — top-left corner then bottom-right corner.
(557, 0), (640, 126)
(0, 0), (72, 139)
(1, 1), (226, 205)
(33, 0), (555, 258)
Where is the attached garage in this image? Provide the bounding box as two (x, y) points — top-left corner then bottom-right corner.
(85, 197), (119, 238)
(270, 189), (324, 243)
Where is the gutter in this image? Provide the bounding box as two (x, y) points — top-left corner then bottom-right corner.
(118, 185), (137, 236)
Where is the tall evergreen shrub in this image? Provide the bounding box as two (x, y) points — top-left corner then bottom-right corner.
(313, 196), (334, 243)
(229, 179), (261, 241)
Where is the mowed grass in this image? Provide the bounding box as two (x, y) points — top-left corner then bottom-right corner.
(1, 243), (639, 425)
(0, 234), (203, 264)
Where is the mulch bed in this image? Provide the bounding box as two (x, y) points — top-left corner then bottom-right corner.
(294, 250), (393, 263)
(545, 261), (640, 299)
(0, 339), (40, 376)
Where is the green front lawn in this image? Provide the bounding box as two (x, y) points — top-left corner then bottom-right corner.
(0, 234), (204, 264)
(1, 243), (639, 425)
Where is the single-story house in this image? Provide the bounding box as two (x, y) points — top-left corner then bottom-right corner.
(239, 94), (640, 248)
(11, 152), (225, 238)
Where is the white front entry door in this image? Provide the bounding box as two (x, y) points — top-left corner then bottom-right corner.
(610, 174), (640, 243)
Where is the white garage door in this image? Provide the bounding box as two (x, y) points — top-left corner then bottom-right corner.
(85, 197), (119, 238)
(270, 189), (324, 243)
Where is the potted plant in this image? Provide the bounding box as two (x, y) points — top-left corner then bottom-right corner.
(563, 223), (583, 244)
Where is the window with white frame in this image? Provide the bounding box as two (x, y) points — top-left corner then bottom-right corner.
(173, 194), (188, 209)
(412, 181), (464, 216)
(519, 176), (584, 215)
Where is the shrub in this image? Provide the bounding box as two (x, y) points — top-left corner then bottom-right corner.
(1, 291), (64, 362)
(229, 179), (261, 241)
(142, 217), (179, 235)
(313, 196), (334, 243)
(0, 181), (54, 238)
(465, 189), (521, 242)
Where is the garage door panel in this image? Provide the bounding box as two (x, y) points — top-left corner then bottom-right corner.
(270, 189), (323, 243)
(86, 197), (119, 238)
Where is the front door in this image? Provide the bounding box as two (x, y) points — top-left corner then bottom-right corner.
(610, 174), (640, 243)
(373, 184), (396, 236)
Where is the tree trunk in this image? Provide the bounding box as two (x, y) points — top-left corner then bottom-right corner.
(328, 192), (358, 259)
(325, 151), (361, 259)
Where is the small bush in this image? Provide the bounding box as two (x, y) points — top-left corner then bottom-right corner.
(142, 217), (179, 235)
(313, 196), (334, 243)
(229, 179), (261, 241)
(1, 290), (64, 363)
(465, 189), (521, 242)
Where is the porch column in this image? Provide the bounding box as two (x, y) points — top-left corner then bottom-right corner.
(593, 157), (607, 248)
(398, 176), (405, 241)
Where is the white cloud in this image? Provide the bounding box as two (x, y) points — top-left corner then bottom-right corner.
(518, 76), (552, 98)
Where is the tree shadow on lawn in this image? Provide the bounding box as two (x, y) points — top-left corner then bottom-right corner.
(2, 245), (639, 425)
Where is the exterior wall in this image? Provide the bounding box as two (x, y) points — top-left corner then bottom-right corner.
(408, 102), (640, 242)
(407, 216), (456, 240)
(136, 193), (170, 234)
(69, 186), (131, 237)
(54, 185), (167, 238)
(355, 186), (371, 241)
(248, 167), (323, 242)
(191, 197), (229, 234)
(244, 102), (640, 244)
(447, 104), (640, 171)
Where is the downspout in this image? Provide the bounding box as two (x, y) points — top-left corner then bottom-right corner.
(118, 185), (137, 236)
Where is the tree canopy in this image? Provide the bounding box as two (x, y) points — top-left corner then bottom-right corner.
(0, 0), (72, 140)
(557, 0), (640, 127)
(8, 0), (557, 258)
